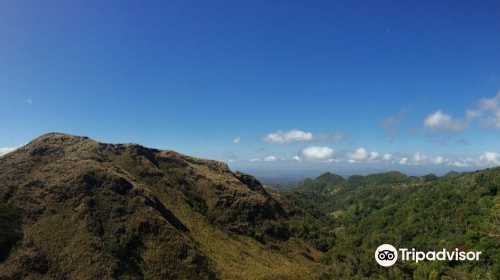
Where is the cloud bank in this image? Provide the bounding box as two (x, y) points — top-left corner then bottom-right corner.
(236, 148), (500, 169)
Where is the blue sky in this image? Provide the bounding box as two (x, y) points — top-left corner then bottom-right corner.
(1, 1), (500, 177)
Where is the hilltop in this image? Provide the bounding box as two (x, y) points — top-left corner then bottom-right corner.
(0, 133), (320, 280)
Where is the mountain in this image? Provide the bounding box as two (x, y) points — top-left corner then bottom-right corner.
(284, 170), (500, 280)
(0, 133), (320, 280)
(295, 172), (345, 194)
(4, 133), (500, 280)
(296, 171), (418, 192)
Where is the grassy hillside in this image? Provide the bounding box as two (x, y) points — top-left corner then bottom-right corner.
(0, 133), (321, 280)
(284, 170), (500, 280)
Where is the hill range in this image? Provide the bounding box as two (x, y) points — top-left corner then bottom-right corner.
(1, 133), (500, 280)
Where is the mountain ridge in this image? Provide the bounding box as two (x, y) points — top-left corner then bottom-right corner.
(0, 133), (319, 280)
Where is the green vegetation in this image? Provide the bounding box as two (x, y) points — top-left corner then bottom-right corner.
(107, 227), (143, 279)
(287, 215), (335, 252)
(0, 203), (22, 262)
(283, 169), (500, 279)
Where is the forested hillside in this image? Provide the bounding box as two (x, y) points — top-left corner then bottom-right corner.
(283, 169), (500, 280)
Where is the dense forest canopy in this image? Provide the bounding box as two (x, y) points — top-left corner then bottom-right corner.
(282, 168), (500, 280)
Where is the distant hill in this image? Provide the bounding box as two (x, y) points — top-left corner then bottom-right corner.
(294, 172), (345, 194)
(0, 133), (319, 280)
(294, 170), (419, 193)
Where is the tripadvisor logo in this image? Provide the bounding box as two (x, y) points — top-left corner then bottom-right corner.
(375, 244), (398, 267)
(375, 244), (481, 267)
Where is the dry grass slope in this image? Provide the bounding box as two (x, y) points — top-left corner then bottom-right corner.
(0, 133), (322, 280)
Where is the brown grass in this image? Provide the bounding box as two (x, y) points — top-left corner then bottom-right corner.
(0, 133), (323, 280)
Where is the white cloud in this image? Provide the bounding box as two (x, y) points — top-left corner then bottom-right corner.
(347, 148), (379, 163)
(422, 91), (500, 133)
(232, 137), (241, 144)
(300, 146), (334, 161)
(446, 152), (500, 168)
(399, 157), (409, 165)
(242, 147), (500, 168)
(263, 129), (347, 144)
(0, 147), (17, 157)
(477, 151), (500, 165)
(388, 151), (500, 167)
(412, 152), (427, 164)
(451, 160), (469, 167)
(349, 148), (368, 161)
(476, 92), (500, 128)
(466, 109), (482, 119)
(264, 155), (277, 162)
(263, 129), (313, 144)
(478, 93), (500, 111)
(433, 156), (444, 165)
(423, 110), (470, 133)
(393, 152), (445, 166)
